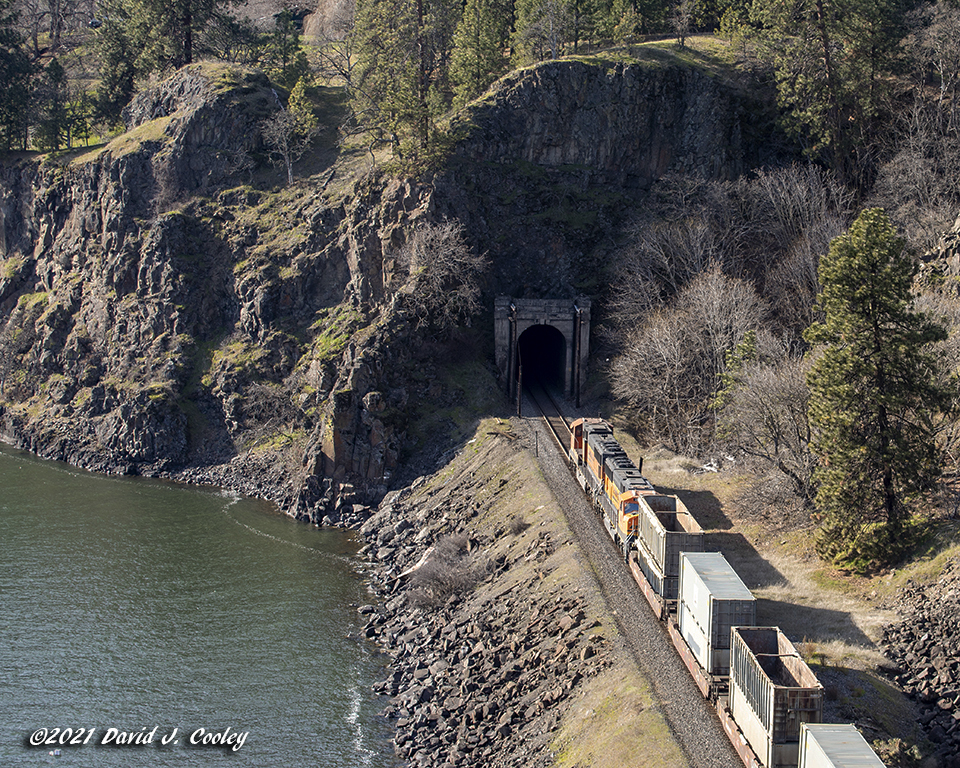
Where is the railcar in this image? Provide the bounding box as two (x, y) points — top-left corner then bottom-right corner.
(677, 552), (757, 696)
(562, 417), (885, 768)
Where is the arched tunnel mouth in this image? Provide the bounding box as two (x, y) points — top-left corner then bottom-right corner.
(517, 324), (566, 393)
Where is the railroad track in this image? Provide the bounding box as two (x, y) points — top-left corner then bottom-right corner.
(525, 380), (571, 452)
(521, 381), (741, 768)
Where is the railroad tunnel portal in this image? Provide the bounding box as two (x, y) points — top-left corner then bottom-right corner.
(494, 297), (591, 404)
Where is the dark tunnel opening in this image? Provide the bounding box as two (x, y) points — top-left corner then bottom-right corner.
(516, 324), (566, 392)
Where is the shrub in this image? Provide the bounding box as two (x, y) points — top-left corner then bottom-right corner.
(407, 532), (488, 607)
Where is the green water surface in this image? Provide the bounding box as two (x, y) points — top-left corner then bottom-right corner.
(0, 444), (395, 767)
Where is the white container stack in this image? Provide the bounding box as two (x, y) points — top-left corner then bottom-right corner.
(678, 551), (756, 676)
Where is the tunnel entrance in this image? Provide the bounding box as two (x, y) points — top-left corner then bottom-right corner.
(517, 325), (566, 392)
(494, 297), (591, 405)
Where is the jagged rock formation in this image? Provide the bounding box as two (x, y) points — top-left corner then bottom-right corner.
(1, 54), (770, 520)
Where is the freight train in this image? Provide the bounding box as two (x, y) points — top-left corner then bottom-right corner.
(565, 417), (887, 768)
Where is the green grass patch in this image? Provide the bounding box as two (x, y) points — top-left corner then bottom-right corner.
(303, 304), (364, 367)
(16, 291), (49, 310)
(74, 115), (174, 164)
(251, 429), (308, 453)
(1, 256), (24, 280)
(202, 338), (267, 386)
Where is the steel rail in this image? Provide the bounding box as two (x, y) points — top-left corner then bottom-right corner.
(525, 380), (571, 452)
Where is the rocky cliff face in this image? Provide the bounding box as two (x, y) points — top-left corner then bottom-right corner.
(453, 59), (755, 186)
(0, 54), (772, 520)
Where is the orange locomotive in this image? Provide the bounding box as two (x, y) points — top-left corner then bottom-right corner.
(568, 418), (653, 557)
(569, 417), (704, 607)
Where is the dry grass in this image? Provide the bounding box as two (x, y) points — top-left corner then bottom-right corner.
(553, 667), (688, 768)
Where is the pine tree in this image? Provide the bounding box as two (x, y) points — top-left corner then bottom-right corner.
(449, 0), (509, 106)
(749, 0), (903, 182)
(0, 0), (33, 151)
(93, 0), (139, 124)
(34, 58), (69, 152)
(804, 208), (951, 569)
(609, 0), (669, 38)
(352, 0), (422, 150)
(265, 9), (309, 89)
(351, 0), (458, 157)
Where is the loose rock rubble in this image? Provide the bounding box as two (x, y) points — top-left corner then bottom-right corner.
(354, 441), (616, 767)
(881, 558), (960, 768)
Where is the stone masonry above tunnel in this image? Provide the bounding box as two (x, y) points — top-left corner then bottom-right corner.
(494, 297), (591, 404)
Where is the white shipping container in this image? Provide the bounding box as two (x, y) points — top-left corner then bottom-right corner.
(679, 552), (755, 675)
(679, 597), (711, 672)
(799, 724), (886, 768)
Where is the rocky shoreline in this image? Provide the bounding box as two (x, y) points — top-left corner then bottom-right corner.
(354, 446), (610, 765)
(347, 418), (686, 768)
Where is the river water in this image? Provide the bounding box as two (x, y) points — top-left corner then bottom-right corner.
(0, 444), (396, 767)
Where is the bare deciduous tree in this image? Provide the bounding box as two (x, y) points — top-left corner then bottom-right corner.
(612, 306), (699, 451)
(399, 220), (489, 334)
(672, 0), (694, 48)
(261, 85), (319, 185)
(308, 0), (357, 89)
(906, 0), (960, 133)
(763, 216), (847, 336)
(682, 263), (769, 384)
(610, 215), (721, 333)
(868, 100), (960, 250)
(717, 348), (816, 513)
(612, 165), (851, 343)
(750, 165), (853, 253)
(914, 287), (960, 516)
(612, 265), (766, 454)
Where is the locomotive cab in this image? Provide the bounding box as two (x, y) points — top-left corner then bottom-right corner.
(569, 417), (610, 465)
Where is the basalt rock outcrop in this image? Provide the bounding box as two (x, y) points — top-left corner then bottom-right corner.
(881, 559), (960, 768)
(0, 62), (431, 507)
(452, 59), (762, 187)
(1, 54), (772, 519)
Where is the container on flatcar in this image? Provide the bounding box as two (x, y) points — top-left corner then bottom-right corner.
(798, 724), (886, 768)
(729, 627), (824, 768)
(636, 494), (704, 599)
(678, 552), (756, 677)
